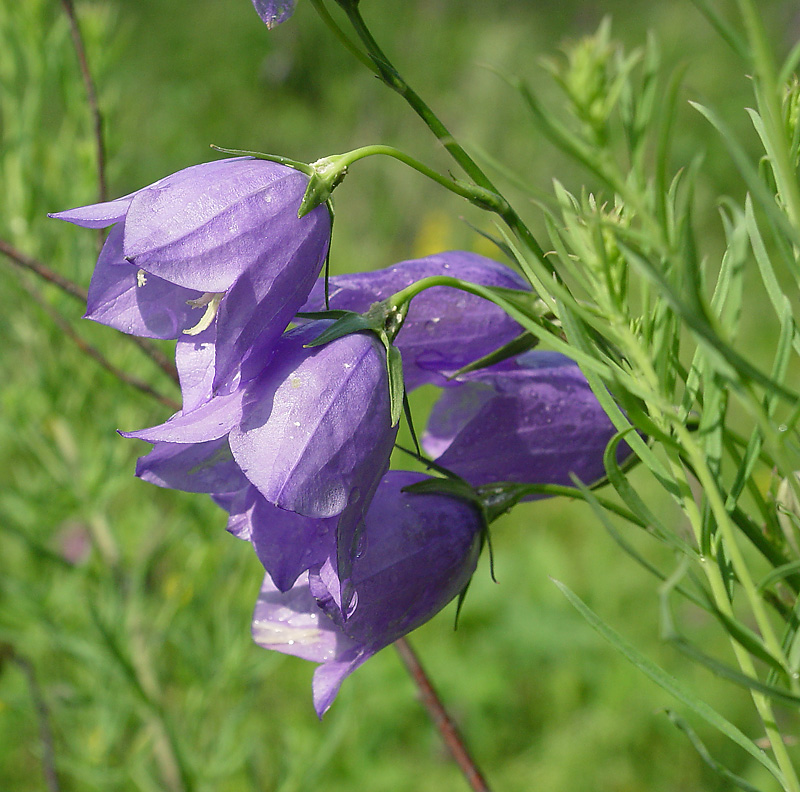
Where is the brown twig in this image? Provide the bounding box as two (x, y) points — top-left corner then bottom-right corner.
(4, 647), (62, 792)
(0, 238), (87, 301)
(60, 0), (107, 206)
(18, 275), (180, 410)
(394, 637), (492, 792)
(0, 239), (180, 384)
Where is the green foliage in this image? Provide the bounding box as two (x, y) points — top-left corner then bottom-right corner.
(4, 1), (800, 791)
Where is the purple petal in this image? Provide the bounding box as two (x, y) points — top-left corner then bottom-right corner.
(252, 572), (362, 664)
(252, 0), (297, 28)
(124, 159), (326, 292)
(135, 438), (249, 493)
(48, 193), (136, 229)
(250, 471), (483, 716)
(311, 471), (482, 646)
(226, 485), (336, 592)
(228, 323), (397, 518)
(84, 225), (203, 338)
(175, 326), (217, 412)
(212, 206), (330, 390)
(299, 251), (529, 390)
(423, 352), (620, 489)
(122, 386), (246, 444)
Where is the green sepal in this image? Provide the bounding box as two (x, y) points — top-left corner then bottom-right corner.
(386, 344), (404, 427)
(401, 476), (483, 507)
(295, 309), (355, 320)
(298, 156), (349, 218)
(448, 332), (539, 379)
(303, 312), (375, 347)
(209, 145), (311, 174)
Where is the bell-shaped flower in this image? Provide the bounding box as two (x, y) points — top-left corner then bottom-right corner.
(298, 251), (530, 390)
(50, 157), (331, 391)
(250, 471), (483, 717)
(422, 351), (624, 491)
(127, 320), (397, 520)
(252, 0), (296, 28)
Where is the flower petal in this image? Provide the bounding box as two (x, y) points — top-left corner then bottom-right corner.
(252, 571), (360, 662)
(424, 352), (621, 489)
(84, 225), (203, 338)
(251, 0), (297, 28)
(48, 193), (136, 229)
(212, 207), (330, 390)
(124, 159), (325, 292)
(229, 323), (396, 518)
(299, 251), (529, 390)
(123, 386), (246, 444)
(226, 485), (336, 592)
(135, 438), (249, 493)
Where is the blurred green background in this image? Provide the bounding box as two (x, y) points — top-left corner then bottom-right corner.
(2, 0), (798, 790)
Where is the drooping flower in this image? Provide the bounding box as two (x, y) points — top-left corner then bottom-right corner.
(128, 320), (397, 521)
(250, 471), (483, 717)
(50, 158), (331, 393)
(423, 350), (625, 490)
(298, 251), (531, 390)
(252, 0), (297, 29)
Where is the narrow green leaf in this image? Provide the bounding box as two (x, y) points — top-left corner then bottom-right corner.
(448, 332), (539, 378)
(663, 711), (765, 792)
(303, 313), (375, 347)
(687, 0), (748, 59)
(690, 102), (800, 249)
(552, 580), (785, 783)
(386, 344), (404, 427)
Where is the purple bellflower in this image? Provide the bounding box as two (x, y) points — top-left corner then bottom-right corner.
(250, 471), (483, 717)
(50, 158), (331, 394)
(127, 320), (398, 521)
(298, 251), (530, 391)
(252, 0), (296, 28)
(423, 351), (624, 491)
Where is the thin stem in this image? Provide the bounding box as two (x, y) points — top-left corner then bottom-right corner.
(332, 145), (510, 213)
(1, 238), (87, 301)
(394, 637), (492, 792)
(8, 649), (62, 792)
(60, 0), (107, 256)
(328, 1), (549, 271)
(306, 0), (377, 73)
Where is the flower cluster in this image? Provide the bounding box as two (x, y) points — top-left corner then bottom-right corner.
(53, 157), (623, 716)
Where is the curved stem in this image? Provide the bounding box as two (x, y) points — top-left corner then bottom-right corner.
(327, 1), (550, 271)
(60, 0), (107, 257)
(333, 144), (510, 212)
(394, 638), (492, 792)
(307, 0), (377, 73)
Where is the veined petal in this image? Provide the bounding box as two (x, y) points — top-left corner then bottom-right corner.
(124, 159), (324, 292)
(423, 352), (623, 490)
(84, 225), (203, 339)
(225, 485), (336, 592)
(175, 326), (217, 412)
(135, 438), (249, 494)
(252, 0), (297, 28)
(122, 386), (246, 444)
(229, 323), (396, 518)
(48, 193), (136, 228)
(212, 206), (330, 390)
(251, 471), (483, 717)
(299, 251), (529, 390)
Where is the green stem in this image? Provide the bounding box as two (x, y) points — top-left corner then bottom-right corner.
(329, 1), (550, 271)
(332, 144), (512, 215)
(307, 0), (377, 73)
